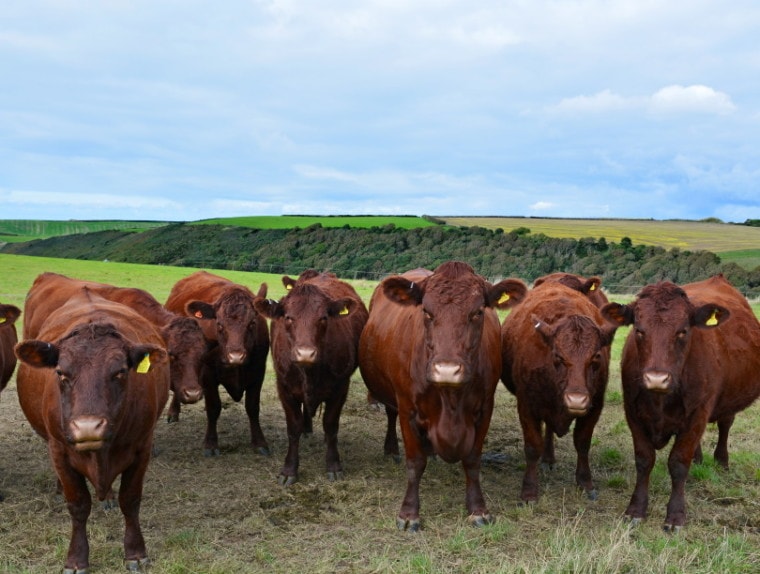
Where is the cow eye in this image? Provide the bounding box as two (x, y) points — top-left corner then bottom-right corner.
(55, 369), (71, 386)
(471, 309), (484, 321)
(114, 369), (128, 382)
(423, 309), (433, 321)
(676, 329), (688, 340)
(635, 329), (645, 340)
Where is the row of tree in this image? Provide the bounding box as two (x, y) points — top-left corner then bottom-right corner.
(3, 223), (759, 296)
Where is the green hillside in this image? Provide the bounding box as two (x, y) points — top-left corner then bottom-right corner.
(0, 219), (169, 244)
(193, 215), (437, 229)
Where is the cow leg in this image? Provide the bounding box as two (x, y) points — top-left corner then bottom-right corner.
(166, 392), (181, 423)
(713, 414), (734, 469)
(572, 413), (600, 501)
(518, 409), (543, 503)
(664, 429), (704, 531)
(203, 383), (222, 456)
(626, 431), (656, 523)
(55, 460), (92, 573)
(692, 442), (703, 464)
(397, 416), (426, 531)
(278, 393), (304, 486)
(541, 425), (556, 469)
(323, 383), (349, 481)
(462, 451), (493, 526)
(383, 405), (400, 462)
(119, 450), (151, 570)
(244, 384), (271, 456)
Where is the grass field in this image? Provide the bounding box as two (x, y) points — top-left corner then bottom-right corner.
(0, 220), (169, 244)
(1, 254), (759, 573)
(443, 217), (760, 255)
(194, 215), (437, 230)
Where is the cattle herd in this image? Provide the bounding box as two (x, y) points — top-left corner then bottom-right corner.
(1, 263), (759, 573)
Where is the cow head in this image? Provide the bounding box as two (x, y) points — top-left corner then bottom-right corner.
(255, 282), (360, 367)
(384, 261), (527, 385)
(15, 322), (167, 451)
(185, 283), (268, 366)
(533, 313), (616, 416)
(160, 316), (207, 404)
(533, 273), (609, 308)
(601, 282), (730, 393)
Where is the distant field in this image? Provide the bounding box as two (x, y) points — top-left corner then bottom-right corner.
(444, 217), (760, 254)
(193, 215), (436, 229)
(720, 250), (760, 270)
(0, 219), (169, 244)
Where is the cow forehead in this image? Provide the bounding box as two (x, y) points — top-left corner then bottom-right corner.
(216, 291), (256, 319)
(423, 277), (486, 308)
(634, 292), (692, 329)
(282, 285), (331, 314)
(553, 317), (603, 354)
(57, 328), (129, 367)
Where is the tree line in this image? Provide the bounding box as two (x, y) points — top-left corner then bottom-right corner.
(3, 222), (759, 296)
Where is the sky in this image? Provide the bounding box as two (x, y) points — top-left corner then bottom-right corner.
(2, 1), (760, 223)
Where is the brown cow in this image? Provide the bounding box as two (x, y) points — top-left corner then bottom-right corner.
(23, 272), (207, 422)
(255, 270), (368, 485)
(15, 288), (169, 572)
(601, 274), (760, 530)
(533, 272), (609, 308)
(0, 301), (21, 395)
(165, 271), (270, 455)
(359, 261), (527, 530)
(501, 282), (617, 503)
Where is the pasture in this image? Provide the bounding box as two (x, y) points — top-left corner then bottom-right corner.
(0, 254), (758, 573)
(194, 216), (437, 230)
(0, 220), (169, 244)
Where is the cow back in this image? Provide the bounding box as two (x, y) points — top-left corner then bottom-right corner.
(0, 302), (21, 392)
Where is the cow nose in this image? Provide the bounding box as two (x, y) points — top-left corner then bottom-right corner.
(643, 371), (671, 392)
(226, 351), (246, 365)
(181, 387), (203, 404)
(69, 416), (109, 451)
(294, 346), (318, 365)
(564, 392), (590, 415)
(430, 362), (465, 385)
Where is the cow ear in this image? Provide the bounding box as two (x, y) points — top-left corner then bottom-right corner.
(282, 276), (297, 291)
(15, 340), (59, 368)
(0, 304), (21, 325)
(599, 322), (618, 347)
(600, 302), (634, 326)
(129, 345), (168, 374)
(692, 304), (730, 329)
(583, 277), (602, 294)
(256, 283), (268, 299)
(489, 279), (527, 309)
(531, 314), (555, 344)
(186, 301), (216, 320)
(328, 298), (357, 318)
(254, 298), (283, 319)
(383, 276), (423, 306)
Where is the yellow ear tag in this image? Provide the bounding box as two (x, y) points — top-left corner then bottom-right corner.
(497, 292), (510, 305)
(589, 284), (596, 291)
(286, 284), (293, 291)
(339, 306), (349, 316)
(0, 317), (5, 324)
(706, 309), (719, 327)
(136, 353), (151, 374)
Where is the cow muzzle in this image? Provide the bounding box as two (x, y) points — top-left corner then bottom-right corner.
(179, 387), (204, 404)
(564, 392), (590, 416)
(643, 371), (672, 393)
(69, 416), (109, 451)
(429, 362), (466, 385)
(224, 350), (247, 365)
(293, 346), (318, 366)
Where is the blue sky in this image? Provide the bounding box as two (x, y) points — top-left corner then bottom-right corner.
(2, 1), (760, 222)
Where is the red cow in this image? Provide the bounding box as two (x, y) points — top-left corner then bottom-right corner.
(533, 272), (609, 308)
(0, 301), (21, 395)
(359, 261), (527, 530)
(501, 282), (617, 503)
(254, 270), (368, 484)
(601, 274), (760, 530)
(0, 301), (21, 502)
(15, 289), (169, 572)
(165, 271), (270, 455)
(23, 272), (207, 422)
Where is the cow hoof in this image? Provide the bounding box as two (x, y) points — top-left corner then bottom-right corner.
(101, 498), (117, 511)
(624, 515), (643, 527)
(327, 471), (344, 481)
(203, 448), (221, 457)
(166, 414), (179, 424)
(256, 446), (271, 456)
(540, 462), (555, 472)
(396, 517), (421, 532)
(278, 474), (297, 487)
(663, 523), (683, 534)
(125, 557), (151, 572)
(586, 489), (599, 502)
(517, 499), (537, 508)
(467, 513), (494, 527)
(63, 568), (89, 574)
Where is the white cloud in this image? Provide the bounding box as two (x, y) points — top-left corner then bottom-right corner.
(551, 90), (635, 114)
(648, 85), (736, 115)
(0, 189), (178, 210)
(530, 201), (555, 211)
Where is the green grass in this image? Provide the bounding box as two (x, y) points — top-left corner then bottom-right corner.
(0, 219), (169, 244)
(720, 249), (760, 270)
(193, 215), (437, 230)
